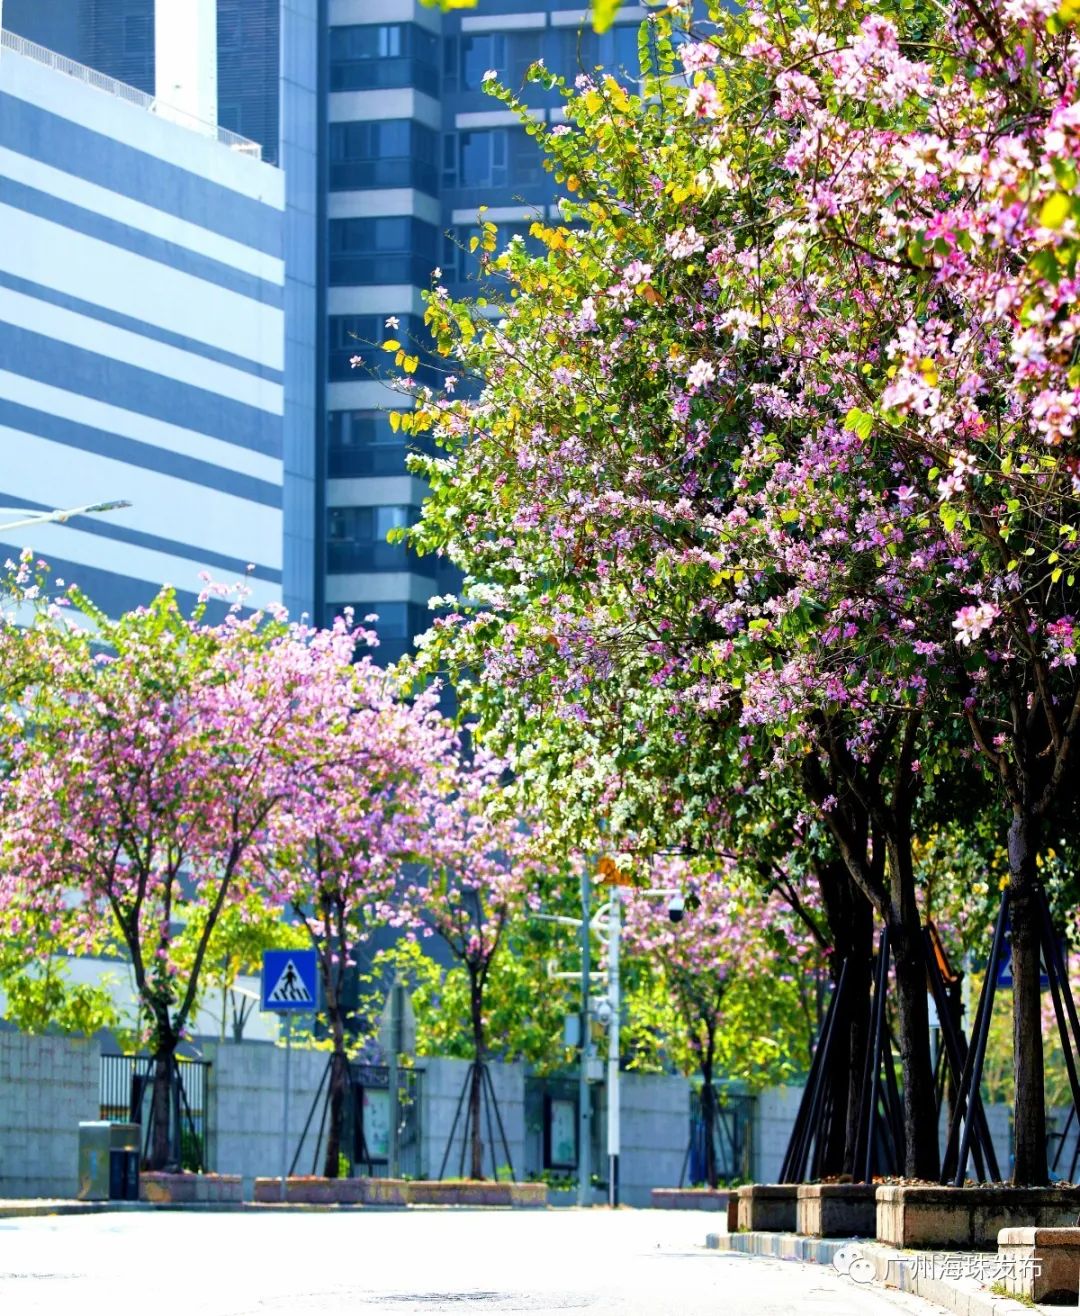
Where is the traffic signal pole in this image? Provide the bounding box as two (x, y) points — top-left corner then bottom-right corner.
(577, 865), (591, 1209)
(607, 888), (621, 1207)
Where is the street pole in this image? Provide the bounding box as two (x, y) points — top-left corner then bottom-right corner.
(577, 865), (591, 1208)
(389, 981), (401, 1180)
(607, 888), (621, 1207)
(280, 1013), (292, 1202)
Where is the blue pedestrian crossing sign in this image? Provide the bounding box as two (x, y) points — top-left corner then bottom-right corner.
(261, 949), (318, 1012)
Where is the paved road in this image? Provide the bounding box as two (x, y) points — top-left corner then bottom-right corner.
(0, 1208), (950, 1316)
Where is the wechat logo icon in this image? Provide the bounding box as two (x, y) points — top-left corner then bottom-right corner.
(832, 1245), (875, 1285)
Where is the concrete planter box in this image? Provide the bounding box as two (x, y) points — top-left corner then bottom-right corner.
(999, 1226), (1080, 1304)
(252, 1177), (409, 1206)
(877, 1185), (1080, 1250)
(797, 1184), (876, 1238)
(139, 1172), (242, 1205)
(737, 1184), (797, 1232)
(408, 1181), (547, 1208)
(651, 1188), (731, 1212)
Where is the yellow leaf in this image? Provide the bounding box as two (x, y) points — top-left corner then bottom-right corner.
(591, 0), (622, 35)
(383, 339), (401, 352)
(403, 355), (419, 374)
(1039, 192), (1072, 229)
(389, 412), (401, 433)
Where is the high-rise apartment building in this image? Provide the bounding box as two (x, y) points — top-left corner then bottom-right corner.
(323, 0), (645, 661)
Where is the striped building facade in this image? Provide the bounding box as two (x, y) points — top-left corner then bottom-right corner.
(0, 30), (288, 615)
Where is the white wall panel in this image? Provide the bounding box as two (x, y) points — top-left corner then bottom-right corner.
(0, 430), (283, 568)
(0, 371), (282, 484)
(0, 520), (281, 608)
(0, 49), (284, 208)
(0, 204), (285, 372)
(0, 148), (285, 284)
(0, 285), (284, 415)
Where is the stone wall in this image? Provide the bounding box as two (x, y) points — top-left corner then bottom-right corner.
(0, 1032), (98, 1198)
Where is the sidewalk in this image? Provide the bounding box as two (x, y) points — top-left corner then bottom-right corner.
(707, 1228), (1061, 1316)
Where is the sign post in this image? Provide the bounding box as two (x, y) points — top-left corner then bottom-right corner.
(261, 949), (318, 1203)
(378, 975), (416, 1179)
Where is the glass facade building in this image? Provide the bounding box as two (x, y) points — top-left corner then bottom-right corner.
(322, 0), (646, 662)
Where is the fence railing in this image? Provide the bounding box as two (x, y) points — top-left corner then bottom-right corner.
(1, 29), (264, 160)
(100, 1053), (212, 1171)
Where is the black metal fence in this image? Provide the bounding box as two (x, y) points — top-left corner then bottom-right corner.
(100, 1054), (211, 1171)
(686, 1087), (754, 1185)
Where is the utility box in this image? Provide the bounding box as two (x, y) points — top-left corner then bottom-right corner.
(77, 1122), (140, 1201)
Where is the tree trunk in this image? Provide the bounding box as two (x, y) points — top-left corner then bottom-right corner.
(816, 858), (874, 1177)
(469, 969), (485, 1179)
(700, 1059), (717, 1189)
(1010, 807), (1048, 1185)
(323, 1005), (348, 1179)
(890, 918), (939, 1179)
(148, 1039), (177, 1172)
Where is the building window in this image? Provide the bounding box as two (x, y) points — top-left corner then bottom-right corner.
(442, 221), (538, 288)
(328, 315), (417, 382)
(453, 128), (544, 191)
(218, 3), (241, 50)
(326, 506), (418, 573)
(328, 217), (438, 287)
(327, 411), (413, 477)
(460, 31), (544, 90)
(329, 24), (438, 95)
(329, 120), (439, 193)
(219, 104), (242, 135)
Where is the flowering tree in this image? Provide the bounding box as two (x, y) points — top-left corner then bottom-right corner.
(260, 619), (455, 1177)
(395, 0), (1080, 1182)
(399, 751), (541, 1180)
(622, 864), (820, 1186)
(0, 585), (309, 1168)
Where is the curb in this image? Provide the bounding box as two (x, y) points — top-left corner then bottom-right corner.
(705, 1231), (1035, 1316)
(0, 1199), (553, 1219)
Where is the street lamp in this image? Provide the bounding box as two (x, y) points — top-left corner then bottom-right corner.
(0, 500), (132, 534)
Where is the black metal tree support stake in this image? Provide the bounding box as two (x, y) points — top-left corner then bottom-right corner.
(778, 960), (847, 1183)
(438, 1061), (516, 1182)
(924, 926), (998, 1182)
(286, 1053), (332, 1177)
(943, 888), (1008, 1185)
(859, 927), (892, 1184)
(1035, 882), (1080, 1182)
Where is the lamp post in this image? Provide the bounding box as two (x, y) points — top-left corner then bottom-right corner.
(537, 878), (685, 1209)
(0, 500), (131, 534)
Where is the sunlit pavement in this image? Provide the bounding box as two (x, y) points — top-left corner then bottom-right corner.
(0, 1208), (953, 1315)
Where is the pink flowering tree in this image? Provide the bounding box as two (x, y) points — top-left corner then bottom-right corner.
(0, 584), (311, 1169)
(259, 619), (456, 1178)
(399, 750), (541, 1180)
(622, 862), (820, 1187)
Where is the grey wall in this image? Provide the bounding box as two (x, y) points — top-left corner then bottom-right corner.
(751, 1084), (1017, 1184)
(0, 1033), (99, 1199)
(599, 1073), (689, 1207)
(0, 1035), (694, 1200)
